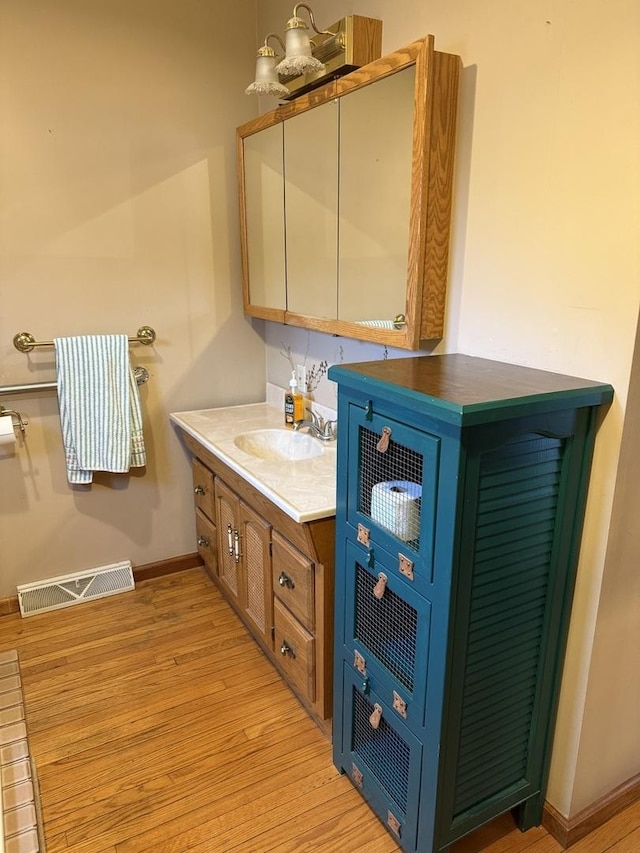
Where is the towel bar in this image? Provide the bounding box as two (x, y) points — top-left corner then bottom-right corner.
(0, 367), (149, 398)
(12, 326), (156, 353)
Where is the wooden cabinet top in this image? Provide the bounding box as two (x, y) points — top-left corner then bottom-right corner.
(328, 354), (613, 425)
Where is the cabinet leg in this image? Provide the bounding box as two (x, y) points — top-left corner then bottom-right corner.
(517, 794), (544, 831)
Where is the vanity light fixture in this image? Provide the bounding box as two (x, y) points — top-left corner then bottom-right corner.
(245, 12), (383, 100)
(275, 4), (331, 77)
(245, 34), (290, 97)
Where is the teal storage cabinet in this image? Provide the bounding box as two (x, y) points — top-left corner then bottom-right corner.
(329, 354), (613, 853)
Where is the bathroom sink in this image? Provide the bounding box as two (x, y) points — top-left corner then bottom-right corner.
(234, 429), (323, 462)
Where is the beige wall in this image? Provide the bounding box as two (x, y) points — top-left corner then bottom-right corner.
(258, 0), (640, 821)
(0, 1), (265, 595)
(1, 0), (638, 828)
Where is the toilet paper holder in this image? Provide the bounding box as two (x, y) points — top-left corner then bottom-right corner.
(0, 405), (28, 433)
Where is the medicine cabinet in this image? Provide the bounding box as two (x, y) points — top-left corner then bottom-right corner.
(237, 35), (460, 349)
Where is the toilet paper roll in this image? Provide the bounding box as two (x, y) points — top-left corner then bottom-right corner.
(0, 416), (16, 454)
(371, 480), (421, 542)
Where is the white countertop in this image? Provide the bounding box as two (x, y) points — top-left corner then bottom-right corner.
(170, 403), (337, 523)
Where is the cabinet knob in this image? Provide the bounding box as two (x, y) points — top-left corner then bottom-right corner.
(280, 641), (296, 659)
(194, 485), (205, 496)
(278, 572), (295, 589)
(197, 535), (210, 548)
(373, 572), (388, 600)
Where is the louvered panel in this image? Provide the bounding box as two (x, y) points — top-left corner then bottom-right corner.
(468, 602), (544, 648)
(453, 433), (565, 817)
(465, 646), (540, 687)
(461, 671), (539, 715)
(456, 748), (529, 810)
(478, 471), (561, 507)
(473, 551), (552, 588)
(475, 502), (557, 542)
(457, 693), (541, 743)
(474, 527), (554, 565)
(458, 714), (531, 758)
(476, 517), (556, 554)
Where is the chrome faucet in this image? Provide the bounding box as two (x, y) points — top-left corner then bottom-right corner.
(293, 410), (337, 441)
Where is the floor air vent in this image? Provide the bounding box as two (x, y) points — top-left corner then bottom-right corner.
(17, 561), (134, 617)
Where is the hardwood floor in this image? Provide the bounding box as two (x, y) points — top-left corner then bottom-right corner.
(0, 568), (637, 852)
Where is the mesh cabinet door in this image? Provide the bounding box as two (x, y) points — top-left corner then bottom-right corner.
(341, 664), (423, 850)
(343, 540), (431, 730)
(346, 404), (440, 591)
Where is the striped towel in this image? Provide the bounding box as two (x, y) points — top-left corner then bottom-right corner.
(54, 334), (146, 484)
(355, 319), (397, 329)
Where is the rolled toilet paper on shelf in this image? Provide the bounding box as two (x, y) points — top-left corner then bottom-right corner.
(371, 480), (421, 542)
(0, 416), (16, 455)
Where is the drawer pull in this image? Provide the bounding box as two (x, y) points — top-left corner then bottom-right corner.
(194, 484), (205, 496)
(233, 529), (241, 563)
(369, 703), (383, 729)
(197, 536), (210, 548)
(280, 640), (296, 658)
(373, 572), (388, 600)
(227, 523), (234, 556)
(278, 572), (295, 589)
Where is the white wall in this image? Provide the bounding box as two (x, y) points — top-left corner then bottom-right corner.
(257, 0), (640, 820)
(0, 0), (266, 597)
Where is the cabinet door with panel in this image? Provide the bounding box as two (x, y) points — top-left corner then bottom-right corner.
(214, 476), (273, 649)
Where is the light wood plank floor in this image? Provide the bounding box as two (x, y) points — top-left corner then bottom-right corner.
(0, 568), (637, 852)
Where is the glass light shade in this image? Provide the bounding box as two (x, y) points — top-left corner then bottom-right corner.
(245, 54), (290, 97)
(275, 23), (325, 77)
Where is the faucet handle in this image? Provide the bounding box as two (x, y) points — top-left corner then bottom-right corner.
(322, 419), (337, 439)
(307, 409), (323, 429)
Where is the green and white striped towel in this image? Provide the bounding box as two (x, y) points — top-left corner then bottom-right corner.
(54, 334), (146, 484)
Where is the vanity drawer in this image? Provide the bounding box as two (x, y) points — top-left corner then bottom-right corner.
(195, 509), (217, 575)
(273, 598), (315, 703)
(192, 459), (215, 521)
(272, 532), (315, 631)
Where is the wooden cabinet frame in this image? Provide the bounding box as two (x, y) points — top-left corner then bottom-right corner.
(236, 35), (460, 349)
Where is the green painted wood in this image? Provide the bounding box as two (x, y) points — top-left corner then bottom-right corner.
(330, 355), (613, 853)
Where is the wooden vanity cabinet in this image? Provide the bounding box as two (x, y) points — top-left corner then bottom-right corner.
(182, 431), (335, 734)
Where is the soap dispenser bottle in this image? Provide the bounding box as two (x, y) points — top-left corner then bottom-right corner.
(285, 370), (304, 428)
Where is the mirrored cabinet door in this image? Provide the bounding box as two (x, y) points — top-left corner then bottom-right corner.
(338, 66), (415, 326)
(242, 123), (286, 315)
(285, 101), (339, 319)
(237, 36), (460, 347)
